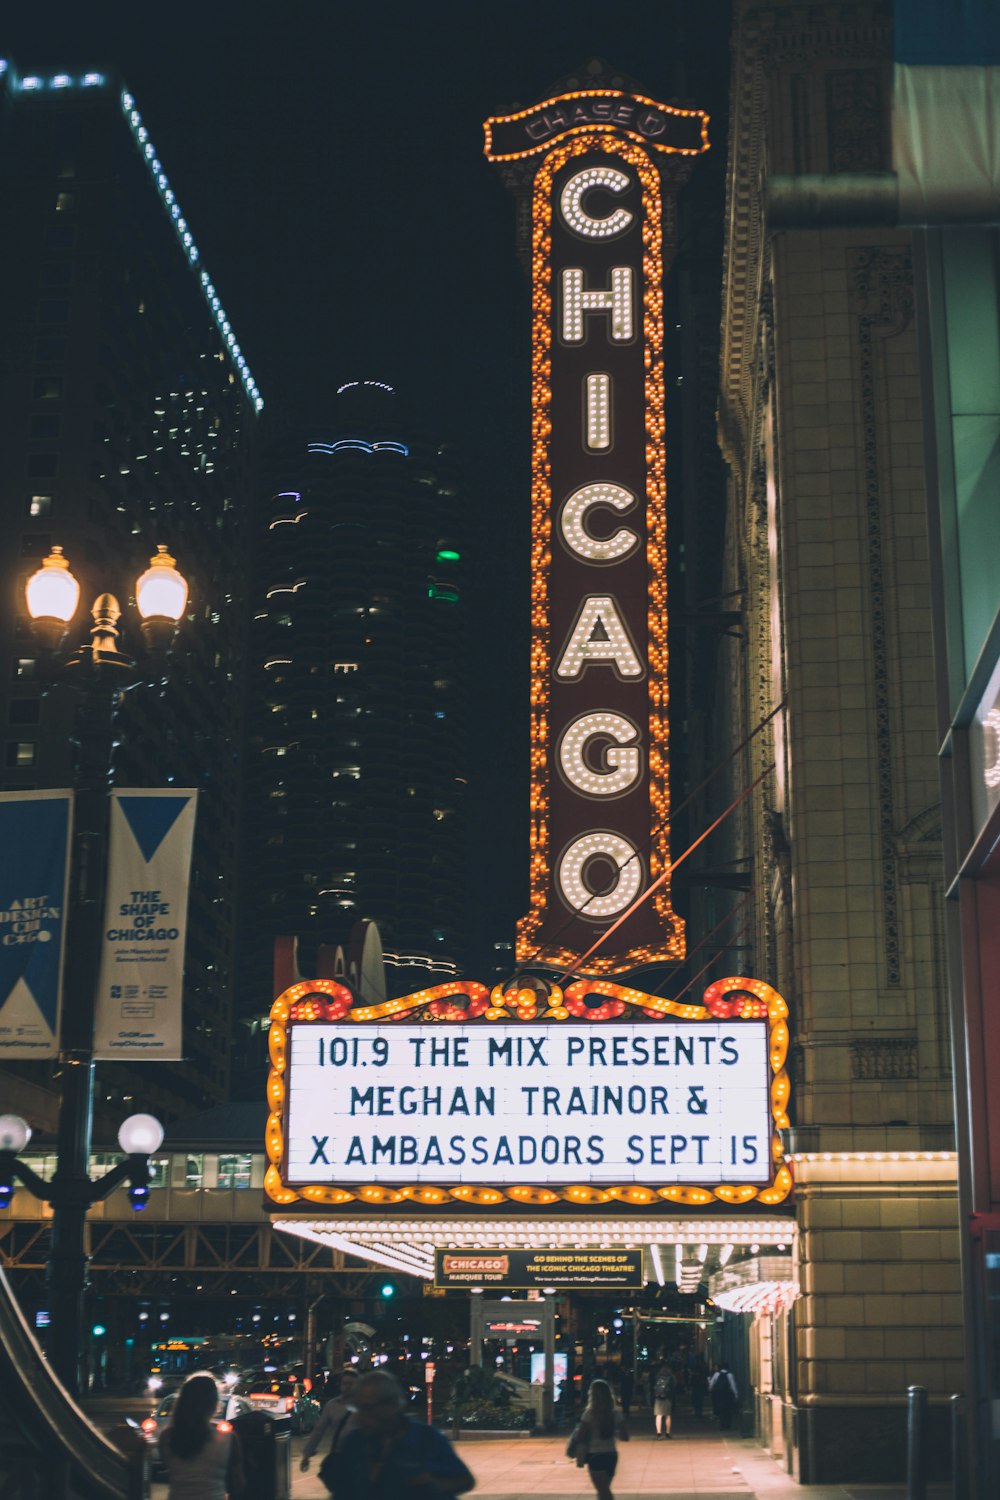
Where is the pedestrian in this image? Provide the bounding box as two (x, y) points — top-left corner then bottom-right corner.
(161, 1371), (245, 1500)
(300, 1368), (359, 1494)
(652, 1363), (677, 1438)
(618, 1367), (634, 1421)
(709, 1365), (739, 1431)
(336, 1369), (475, 1500)
(566, 1377), (629, 1500)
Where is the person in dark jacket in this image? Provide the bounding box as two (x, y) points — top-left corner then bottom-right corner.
(709, 1365), (739, 1430)
(300, 1368), (359, 1491)
(689, 1360), (709, 1418)
(336, 1370), (474, 1500)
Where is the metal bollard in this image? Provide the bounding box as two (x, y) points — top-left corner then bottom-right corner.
(907, 1385), (928, 1500)
(950, 1394), (966, 1500)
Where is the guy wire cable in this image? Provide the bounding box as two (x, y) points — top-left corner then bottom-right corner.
(508, 700), (785, 984)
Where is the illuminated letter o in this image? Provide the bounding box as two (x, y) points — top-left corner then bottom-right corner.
(557, 831), (643, 918)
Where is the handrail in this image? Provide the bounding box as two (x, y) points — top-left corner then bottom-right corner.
(0, 1264), (133, 1498)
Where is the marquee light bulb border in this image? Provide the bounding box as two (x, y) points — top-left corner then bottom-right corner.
(518, 131), (683, 972)
(264, 976), (791, 1211)
(483, 90), (711, 164)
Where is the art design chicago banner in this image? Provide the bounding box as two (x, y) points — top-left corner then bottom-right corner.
(0, 790), (72, 1057)
(94, 789), (197, 1060)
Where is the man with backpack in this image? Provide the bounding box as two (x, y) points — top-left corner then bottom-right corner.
(652, 1364), (677, 1438)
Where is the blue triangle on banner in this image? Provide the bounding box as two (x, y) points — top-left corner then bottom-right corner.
(118, 796), (190, 863)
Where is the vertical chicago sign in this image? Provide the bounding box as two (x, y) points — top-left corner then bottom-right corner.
(484, 84), (710, 973)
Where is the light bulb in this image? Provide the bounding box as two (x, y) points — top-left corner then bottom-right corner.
(24, 548), (80, 624)
(118, 1113), (164, 1155)
(0, 1115), (31, 1153)
(135, 547), (188, 622)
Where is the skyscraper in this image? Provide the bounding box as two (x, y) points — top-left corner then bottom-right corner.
(237, 383), (467, 1050)
(0, 62), (260, 1123)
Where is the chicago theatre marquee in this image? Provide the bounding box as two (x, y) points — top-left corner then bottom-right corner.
(264, 77), (795, 1315)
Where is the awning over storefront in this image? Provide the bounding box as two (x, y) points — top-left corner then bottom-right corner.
(709, 1253), (798, 1314)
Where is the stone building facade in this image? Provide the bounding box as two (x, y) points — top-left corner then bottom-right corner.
(716, 1), (963, 1480)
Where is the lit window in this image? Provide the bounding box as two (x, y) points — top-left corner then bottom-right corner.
(217, 1154), (252, 1190)
(54, 193), (74, 214)
(333, 662), (358, 674)
(6, 743), (36, 767)
(13, 659), (36, 680)
(27, 494), (52, 518)
(185, 1154), (204, 1188)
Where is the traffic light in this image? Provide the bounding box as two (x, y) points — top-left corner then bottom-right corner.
(92, 1323), (107, 1338)
(379, 1281), (396, 1299)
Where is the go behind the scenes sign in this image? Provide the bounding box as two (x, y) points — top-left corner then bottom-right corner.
(285, 1021), (770, 1186)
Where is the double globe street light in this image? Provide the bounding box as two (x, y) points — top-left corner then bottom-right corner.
(0, 1111), (164, 1210)
(5, 544), (189, 1392)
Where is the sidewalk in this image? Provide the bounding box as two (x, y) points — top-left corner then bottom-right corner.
(290, 1413), (952, 1499)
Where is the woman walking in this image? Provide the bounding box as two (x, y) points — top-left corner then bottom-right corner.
(162, 1372), (245, 1500)
(568, 1377), (629, 1500)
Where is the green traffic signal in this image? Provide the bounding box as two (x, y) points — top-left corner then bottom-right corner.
(92, 1323), (107, 1337)
(380, 1282), (396, 1298)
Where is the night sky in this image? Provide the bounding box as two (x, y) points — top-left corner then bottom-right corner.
(2, 0), (733, 974)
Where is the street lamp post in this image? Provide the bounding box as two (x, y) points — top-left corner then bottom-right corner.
(4, 544), (189, 1393)
(0, 1110), (164, 1388)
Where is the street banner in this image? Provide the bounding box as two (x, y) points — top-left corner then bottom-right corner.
(94, 789), (197, 1059)
(0, 790), (73, 1057)
(435, 1248), (644, 1290)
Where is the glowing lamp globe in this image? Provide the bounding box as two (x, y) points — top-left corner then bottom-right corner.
(0, 1114), (31, 1153)
(135, 547), (188, 622)
(25, 547), (80, 625)
(118, 1113), (164, 1156)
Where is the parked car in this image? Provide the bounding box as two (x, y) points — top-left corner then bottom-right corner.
(233, 1371), (321, 1433)
(141, 1386), (251, 1478)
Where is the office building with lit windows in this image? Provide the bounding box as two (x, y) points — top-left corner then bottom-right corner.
(0, 62), (260, 1125)
(236, 382), (468, 1053)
